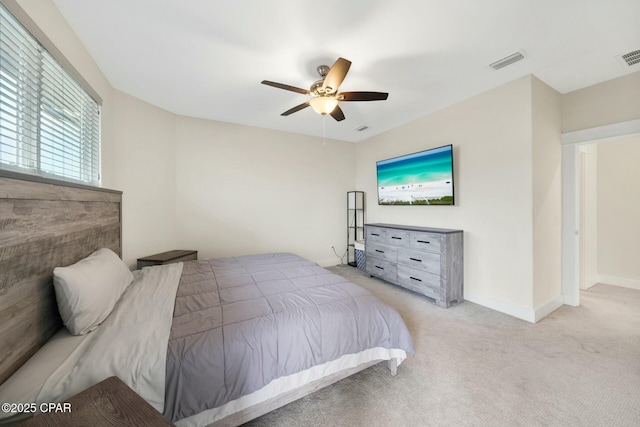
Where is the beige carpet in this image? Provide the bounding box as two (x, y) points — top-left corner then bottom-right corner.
(244, 266), (640, 427)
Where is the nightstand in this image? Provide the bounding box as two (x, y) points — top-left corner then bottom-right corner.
(19, 376), (174, 426)
(137, 250), (198, 270)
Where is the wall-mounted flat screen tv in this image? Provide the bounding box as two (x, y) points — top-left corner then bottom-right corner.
(377, 144), (454, 205)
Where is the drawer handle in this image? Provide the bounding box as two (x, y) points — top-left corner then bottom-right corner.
(410, 277), (422, 282)
(417, 240), (430, 244)
(375, 265), (384, 270)
(409, 257), (422, 262)
(371, 233), (380, 236)
(391, 236), (402, 240)
(375, 249), (384, 253)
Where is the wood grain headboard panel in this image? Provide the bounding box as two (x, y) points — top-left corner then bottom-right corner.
(0, 171), (122, 384)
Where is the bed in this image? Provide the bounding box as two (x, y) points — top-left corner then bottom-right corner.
(0, 172), (414, 426)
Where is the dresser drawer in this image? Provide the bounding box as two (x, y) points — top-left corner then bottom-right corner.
(397, 265), (440, 299)
(365, 257), (397, 283)
(366, 226), (411, 247)
(410, 232), (442, 253)
(366, 226), (388, 244)
(397, 248), (440, 275)
(366, 242), (397, 263)
(383, 229), (410, 247)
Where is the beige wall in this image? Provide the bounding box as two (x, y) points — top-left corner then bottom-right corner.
(356, 76), (540, 316)
(597, 136), (640, 289)
(111, 91), (178, 268)
(174, 116), (356, 266)
(562, 71), (640, 133)
(531, 77), (562, 309)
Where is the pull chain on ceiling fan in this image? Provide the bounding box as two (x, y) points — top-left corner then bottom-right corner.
(261, 57), (388, 122)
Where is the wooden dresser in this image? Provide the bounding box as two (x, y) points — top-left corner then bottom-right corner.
(365, 223), (463, 308)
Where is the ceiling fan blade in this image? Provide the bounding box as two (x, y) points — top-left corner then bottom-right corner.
(281, 102), (310, 116)
(330, 105), (345, 122)
(338, 91), (389, 101)
(262, 80), (310, 95)
(322, 58), (351, 94)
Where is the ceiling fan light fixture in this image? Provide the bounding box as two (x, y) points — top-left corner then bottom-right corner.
(309, 96), (338, 115)
(262, 57), (388, 121)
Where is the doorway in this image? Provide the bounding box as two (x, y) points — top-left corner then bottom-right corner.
(561, 119), (640, 306)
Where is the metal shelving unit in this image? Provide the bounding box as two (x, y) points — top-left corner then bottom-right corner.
(347, 191), (365, 267)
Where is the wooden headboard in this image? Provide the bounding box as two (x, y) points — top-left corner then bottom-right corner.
(0, 171), (122, 384)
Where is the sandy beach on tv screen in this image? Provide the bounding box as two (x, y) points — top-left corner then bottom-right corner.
(378, 179), (452, 204)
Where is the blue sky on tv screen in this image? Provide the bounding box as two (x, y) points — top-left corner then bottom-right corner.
(377, 145), (452, 187)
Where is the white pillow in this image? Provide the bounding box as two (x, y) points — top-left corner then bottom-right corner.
(53, 248), (133, 335)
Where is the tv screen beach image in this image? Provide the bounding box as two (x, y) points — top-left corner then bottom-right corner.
(377, 145), (454, 205)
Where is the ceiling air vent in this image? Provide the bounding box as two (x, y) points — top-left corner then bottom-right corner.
(621, 49), (640, 67)
(355, 125), (369, 132)
(489, 52), (524, 70)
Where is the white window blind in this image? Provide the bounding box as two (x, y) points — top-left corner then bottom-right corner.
(0, 3), (99, 185)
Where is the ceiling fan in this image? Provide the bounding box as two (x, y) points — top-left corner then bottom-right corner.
(261, 57), (388, 122)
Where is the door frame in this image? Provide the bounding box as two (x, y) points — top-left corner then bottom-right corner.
(561, 119), (640, 306)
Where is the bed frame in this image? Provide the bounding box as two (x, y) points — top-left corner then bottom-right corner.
(211, 358), (397, 426)
(0, 171), (122, 385)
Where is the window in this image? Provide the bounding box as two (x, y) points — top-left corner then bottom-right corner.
(0, 3), (100, 185)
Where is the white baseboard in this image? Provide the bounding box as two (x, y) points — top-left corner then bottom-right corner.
(598, 275), (640, 291)
(563, 293), (579, 307)
(534, 295), (564, 323)
(316, 258), (340, 268)
(464, 291), (536, 323)
(465, 292), (564, 323)
(581, 280), (599, 290)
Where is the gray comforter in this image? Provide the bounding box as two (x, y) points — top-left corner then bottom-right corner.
(164, 253), (414, 422)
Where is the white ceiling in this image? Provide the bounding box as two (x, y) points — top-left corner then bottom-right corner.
(52, 0), (640, 142)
